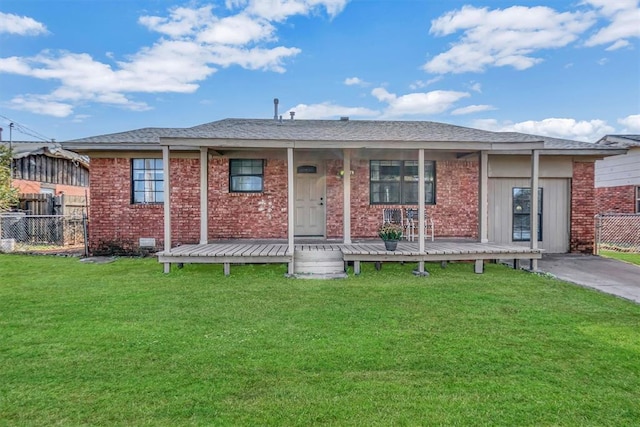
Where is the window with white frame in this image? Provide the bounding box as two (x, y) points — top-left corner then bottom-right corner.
(229, 159), (264, 193)
(132, 159), (163, 204)
(370, 160), (435, 205)
(636, 186), (640, 213)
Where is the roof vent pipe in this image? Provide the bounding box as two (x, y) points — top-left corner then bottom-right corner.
(273, 98), (279, 120)
(290, 111), (295, 120)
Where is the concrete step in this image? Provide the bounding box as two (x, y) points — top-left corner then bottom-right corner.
(293, 249), (346, 278)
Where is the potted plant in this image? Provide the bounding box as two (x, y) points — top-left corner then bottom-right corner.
(378, 223), (403, 251)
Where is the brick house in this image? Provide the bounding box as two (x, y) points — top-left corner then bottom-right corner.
(3, 141), (89, 198)
(64, 117), (625, 259)
(594, 135), (640, 214)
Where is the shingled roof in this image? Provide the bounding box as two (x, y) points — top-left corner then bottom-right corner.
(595, 134), (640, 148)
(63, 118), (624, 154)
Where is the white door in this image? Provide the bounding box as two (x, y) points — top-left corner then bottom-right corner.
(295, 162), (325, 236)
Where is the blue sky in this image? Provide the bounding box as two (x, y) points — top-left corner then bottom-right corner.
(0, 0), (638, 142)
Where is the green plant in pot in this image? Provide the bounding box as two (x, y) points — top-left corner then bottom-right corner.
(378, 223), (403, 251)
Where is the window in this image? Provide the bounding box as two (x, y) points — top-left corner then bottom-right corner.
(513, 187), (542, 242)
(230, 159), (264, 192)
(132, 159), (163, 204)
(636, 187), (640, 213)
(370, 160), (435, 205)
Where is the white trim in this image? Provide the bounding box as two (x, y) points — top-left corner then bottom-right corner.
(162, 146), (171, 273)
(479, 151), (489, 243)
(343, 149), (352, 244)
(199, 147), (208, 244)
(418, 149), (425, 273)
(287, 148), (295, 275)
(530, 149), (540, 270)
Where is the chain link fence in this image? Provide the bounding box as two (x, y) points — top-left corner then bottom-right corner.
(0, 213), (87, 254)
(594, 213), (640, 255)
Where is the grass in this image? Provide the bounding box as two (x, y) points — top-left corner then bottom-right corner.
(600, 250), (640, 266)
(1, 254), (639, 426)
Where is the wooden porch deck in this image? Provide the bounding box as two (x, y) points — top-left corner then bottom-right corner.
(157, 240), (543, 276)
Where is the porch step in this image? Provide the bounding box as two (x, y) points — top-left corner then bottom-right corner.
(293, 249), (347, 279)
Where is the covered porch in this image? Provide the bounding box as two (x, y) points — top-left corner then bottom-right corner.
(158, 124), (546, 277)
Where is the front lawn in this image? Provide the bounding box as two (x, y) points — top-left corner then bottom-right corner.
(1, 255), (639, 426)
(600, 250), (640, 266)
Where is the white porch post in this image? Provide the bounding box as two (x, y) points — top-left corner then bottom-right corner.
(287, 148), (295, 275)
(162, 145), (171, 273)
(479, 150), (489, 243)
(343, 149), (352, 244)
(417, 149), (426, 274)
(199, 147), (208, 245)
(530, 149), (540, 271)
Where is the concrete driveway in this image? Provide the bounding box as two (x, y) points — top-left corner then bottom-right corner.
(536, 254), (640, 303)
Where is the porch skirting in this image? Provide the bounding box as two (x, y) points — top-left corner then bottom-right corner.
(157, 240), (543, 277)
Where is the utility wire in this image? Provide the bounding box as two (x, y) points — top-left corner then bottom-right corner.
(0, 114), (54, 142)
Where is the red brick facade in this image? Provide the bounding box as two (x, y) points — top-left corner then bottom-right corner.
(570, 161), (596, 253)
(595, 185), (636, 214)
(89, 157), (199, 254)
(88, 154), (595, 254)
(207, 158), (288, 239)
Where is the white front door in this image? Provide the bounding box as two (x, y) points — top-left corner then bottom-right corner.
(295, 162), (325, 236)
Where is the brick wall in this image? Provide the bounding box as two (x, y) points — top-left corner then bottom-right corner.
(342, 159), (479, 239)
(570, 161), (596, 253)
(89, 157), (199, 254)
(207, 158), (288, 239)
(89, 155), (485, 252)
(595, 185), (636, 214)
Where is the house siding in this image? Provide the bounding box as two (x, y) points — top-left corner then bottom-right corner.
(570, 161), (596, 253)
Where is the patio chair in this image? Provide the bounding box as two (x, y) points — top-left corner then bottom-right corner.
(381, 208), (405, 238)
(404, 208), (435, 242)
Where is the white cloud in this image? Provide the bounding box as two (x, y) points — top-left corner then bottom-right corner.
(0, 12), (48, 36)
(372, 87), (470, 117)
(597, 57), (609, 65)
(583, 0), (640, 49)
(451, 104), (495, 115)
(618, 114), (640, 132)
(344, 77), (368, 86)
(8, 95), (73, 117)
(230, 0), (349, 21)
(424, 5), (596, 73)
(286, 102), (378, 119)
(605, 39), (631, 51)
(409, 77), (442, 90)
(473, 117), (615, 142)
(469, 82), (482, 93)
(0, 3), (344, 117)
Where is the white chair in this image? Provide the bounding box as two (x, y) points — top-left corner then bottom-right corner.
(382, 208), (403, 226)
(405, 208), (435, 242)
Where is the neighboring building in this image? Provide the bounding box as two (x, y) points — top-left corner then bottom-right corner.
(63, 116), (625, 256)
(594, 135), (640, 214)
(1, 141), (90, 197)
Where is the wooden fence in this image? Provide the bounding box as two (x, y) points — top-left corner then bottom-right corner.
(18, 193), (88, 216)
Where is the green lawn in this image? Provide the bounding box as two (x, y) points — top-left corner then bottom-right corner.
(600, 250), (640, 266)
(1, 255), (639, 426)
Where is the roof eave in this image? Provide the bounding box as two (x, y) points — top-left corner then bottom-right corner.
(160, 137), (545, 151)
